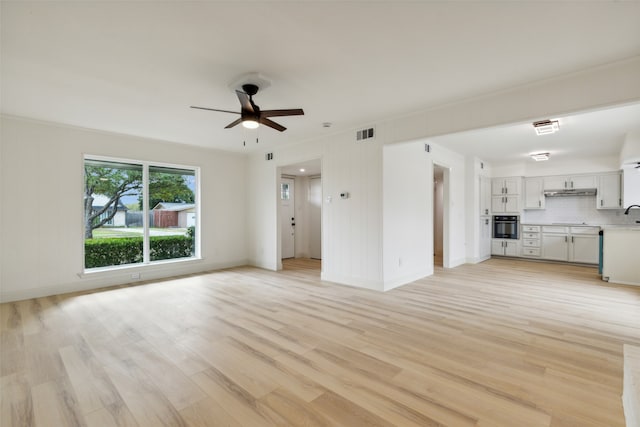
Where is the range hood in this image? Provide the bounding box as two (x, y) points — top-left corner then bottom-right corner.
(543, 188), (597, 197)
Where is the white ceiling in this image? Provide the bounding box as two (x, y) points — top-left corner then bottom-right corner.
(431, 102), (640, 166)
(2, 2), (640, 155)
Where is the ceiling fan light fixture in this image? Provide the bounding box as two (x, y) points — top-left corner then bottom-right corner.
(530, 152), (550, 161)
(242, 119), (259, 129)
(533, 120), (560, 135)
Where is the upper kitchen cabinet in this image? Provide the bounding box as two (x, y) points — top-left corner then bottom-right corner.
(622, 164), (640, 207)
(492, 177), (522, 196)
(524, 177), (545, 210)
(597, 171), (622, 209)
(492, 195), (520, 213)
(491, 177), (522, 213)
(543, 174), (597, 190)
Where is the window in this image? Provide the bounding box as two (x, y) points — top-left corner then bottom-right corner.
(281, 183), (290, 200)
(84, 157), (198, 270)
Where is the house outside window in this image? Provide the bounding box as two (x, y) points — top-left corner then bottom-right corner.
(83, 156), (199, 270)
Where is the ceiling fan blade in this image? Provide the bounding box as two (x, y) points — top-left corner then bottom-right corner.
(190, 106), (240, 114)
(259, 117), (286, 132)
(260, 109), (304, 118)
(236, 90), (254, 113)
(224, 118), (243, 129)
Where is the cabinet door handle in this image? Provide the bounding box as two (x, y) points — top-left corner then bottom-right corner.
(600, 199), (603, 206)
(538, 200), (541, 207)
(571, 236), (574, 243)
(485, 209), (488, 214)
(565, 236), (567, 242)
(571, 181), (574, 188)
(564, 181), (567, 188)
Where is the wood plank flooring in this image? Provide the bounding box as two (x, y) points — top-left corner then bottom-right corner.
(2, 258), (639, 426)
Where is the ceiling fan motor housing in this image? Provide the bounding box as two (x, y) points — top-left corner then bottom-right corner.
(242, 84), (259, 97)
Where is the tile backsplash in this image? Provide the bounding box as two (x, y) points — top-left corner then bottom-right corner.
(522, 196), (638, 225)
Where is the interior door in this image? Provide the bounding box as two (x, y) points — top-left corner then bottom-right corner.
(309, 177), (322, 259)
(280, 177), (295, 259)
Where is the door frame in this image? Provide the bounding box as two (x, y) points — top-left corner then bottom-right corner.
(275, 158), (323, 271)
(433, 162), (451, 269)
(280, 176), (296, 260)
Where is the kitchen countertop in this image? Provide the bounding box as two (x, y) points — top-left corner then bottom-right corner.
(522, 223), (640, 229)
(521, 222), (601, 227)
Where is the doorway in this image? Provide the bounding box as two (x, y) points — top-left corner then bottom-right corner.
(433, 163), (450, 269)
(277, 159), (322, 272)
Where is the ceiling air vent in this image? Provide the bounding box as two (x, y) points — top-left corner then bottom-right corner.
(356, 127), (375, 142)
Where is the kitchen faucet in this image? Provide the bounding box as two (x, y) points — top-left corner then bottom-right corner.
(624, 204), (640, 223)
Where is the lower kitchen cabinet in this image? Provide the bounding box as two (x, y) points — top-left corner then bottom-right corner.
(570, 232), (599, 264)
(540, 225), (599, 264)
(492, 239), (518, 256)
(480, 217), (492, 259)
(521, 225), (541, 258)
(541, 232), (570, 261)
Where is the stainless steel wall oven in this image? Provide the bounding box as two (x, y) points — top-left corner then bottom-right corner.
(493, 215), (519, 239)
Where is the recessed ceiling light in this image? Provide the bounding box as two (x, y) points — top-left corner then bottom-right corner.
(322, 122), (332, 128)
(530, 152), (550, 161)
(533, 120), (559, 135)
(299, 168), (305, 172)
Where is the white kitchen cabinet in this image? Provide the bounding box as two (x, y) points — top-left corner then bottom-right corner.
(542, 232), (570, 261)
(480, 217), (492, 259)
(521, 225), (541, 258)
(543, 174), (597, 190)
(571, 234), (599, 264)
(492, 239), (518, 256)
(491, 195), (519, 213)
(480, 176), (491, 216)
(524, 177), (545, 209)
(597, 172), (622, 209)
(623, 164), (640, 207)
(492, 177), (521, 196)
(603, 227), (640, 286)
(541, 225), (599, 264)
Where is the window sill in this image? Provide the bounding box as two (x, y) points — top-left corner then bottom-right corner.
(78, 256), (204, 278)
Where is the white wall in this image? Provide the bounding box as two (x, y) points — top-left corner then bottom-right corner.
(382, 141), (431, 290)
(381, 140), (467, 290)
(247, 132), (383, 289)
(620, 130), (640, 165)
(0, 116), (247, 302)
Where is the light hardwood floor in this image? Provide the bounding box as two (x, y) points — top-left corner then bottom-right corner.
(2, 258), (639, 426)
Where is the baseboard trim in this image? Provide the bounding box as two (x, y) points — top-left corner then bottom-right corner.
(0, 259), (248, 303)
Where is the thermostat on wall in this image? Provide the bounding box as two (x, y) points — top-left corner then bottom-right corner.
(340, 192), (350, 199)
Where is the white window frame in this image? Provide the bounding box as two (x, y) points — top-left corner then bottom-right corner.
(82, 154), (201, 273)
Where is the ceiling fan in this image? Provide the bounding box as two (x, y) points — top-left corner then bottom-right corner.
(191, 84), (304, 132)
